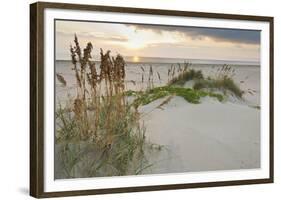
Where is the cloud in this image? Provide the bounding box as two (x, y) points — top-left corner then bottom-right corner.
(56, 31), (128, 42)
(127, 24), (260, 45)
(146, 42), (187, 48)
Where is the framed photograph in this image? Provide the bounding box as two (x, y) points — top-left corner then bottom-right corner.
(30, 2), (274, 198)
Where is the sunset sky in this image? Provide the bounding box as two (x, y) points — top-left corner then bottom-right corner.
(55, 20), (260, 62)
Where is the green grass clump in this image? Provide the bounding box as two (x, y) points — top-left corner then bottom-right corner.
(169, 69), (204, 86)
(193, 76), (243, 98)
(167, 64), (244, 99)
(127, 86), (224, 107)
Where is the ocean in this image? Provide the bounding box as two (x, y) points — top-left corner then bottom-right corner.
(55, 57), (260, 106)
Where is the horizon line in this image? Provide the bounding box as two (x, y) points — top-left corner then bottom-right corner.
(55, 55), (260, 64)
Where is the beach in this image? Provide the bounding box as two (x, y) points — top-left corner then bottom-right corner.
(140, 96), (260, 174)
(55, 58), (261, 174)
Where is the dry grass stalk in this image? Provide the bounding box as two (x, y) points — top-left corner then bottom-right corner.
(56, 74), (67, 86)
(57, 35), (129, 142)
(55, 35), (163, 178)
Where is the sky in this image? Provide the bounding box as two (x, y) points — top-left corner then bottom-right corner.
(55, 20), (260, 62)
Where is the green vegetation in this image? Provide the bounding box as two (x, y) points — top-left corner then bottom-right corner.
(168, 69), (204, 86)
(126, 86), (224, 106)
(166, 63), (243, 98)
(193, 76), (244, 98)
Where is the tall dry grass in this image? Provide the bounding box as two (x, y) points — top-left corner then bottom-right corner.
(55, 35), (157, 179)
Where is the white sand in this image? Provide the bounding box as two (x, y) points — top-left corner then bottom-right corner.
(140, 96), (260, 174)
(56, 61), (261, 174)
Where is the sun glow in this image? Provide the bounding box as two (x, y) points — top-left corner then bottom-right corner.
(126, 38), (145, 49)
(133, 56), (140, 62)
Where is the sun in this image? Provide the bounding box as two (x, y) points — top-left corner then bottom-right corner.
(133, 56), (140, 62)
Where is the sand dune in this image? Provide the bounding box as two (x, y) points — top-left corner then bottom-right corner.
(140, 96), (260, 174)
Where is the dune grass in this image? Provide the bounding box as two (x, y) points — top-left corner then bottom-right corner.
(126, 86), (224, 107)
(193, 65), (243, 98)
(166, 63), (243, 98)
(55, 35), (160, 179)
(193, 76), (244, 98)
(168, 69), (204, 86)
(55, 36), (244, 178)
(55, 114), (150, 178)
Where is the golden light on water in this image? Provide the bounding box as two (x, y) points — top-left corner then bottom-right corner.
(133, 56), (140, 62)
